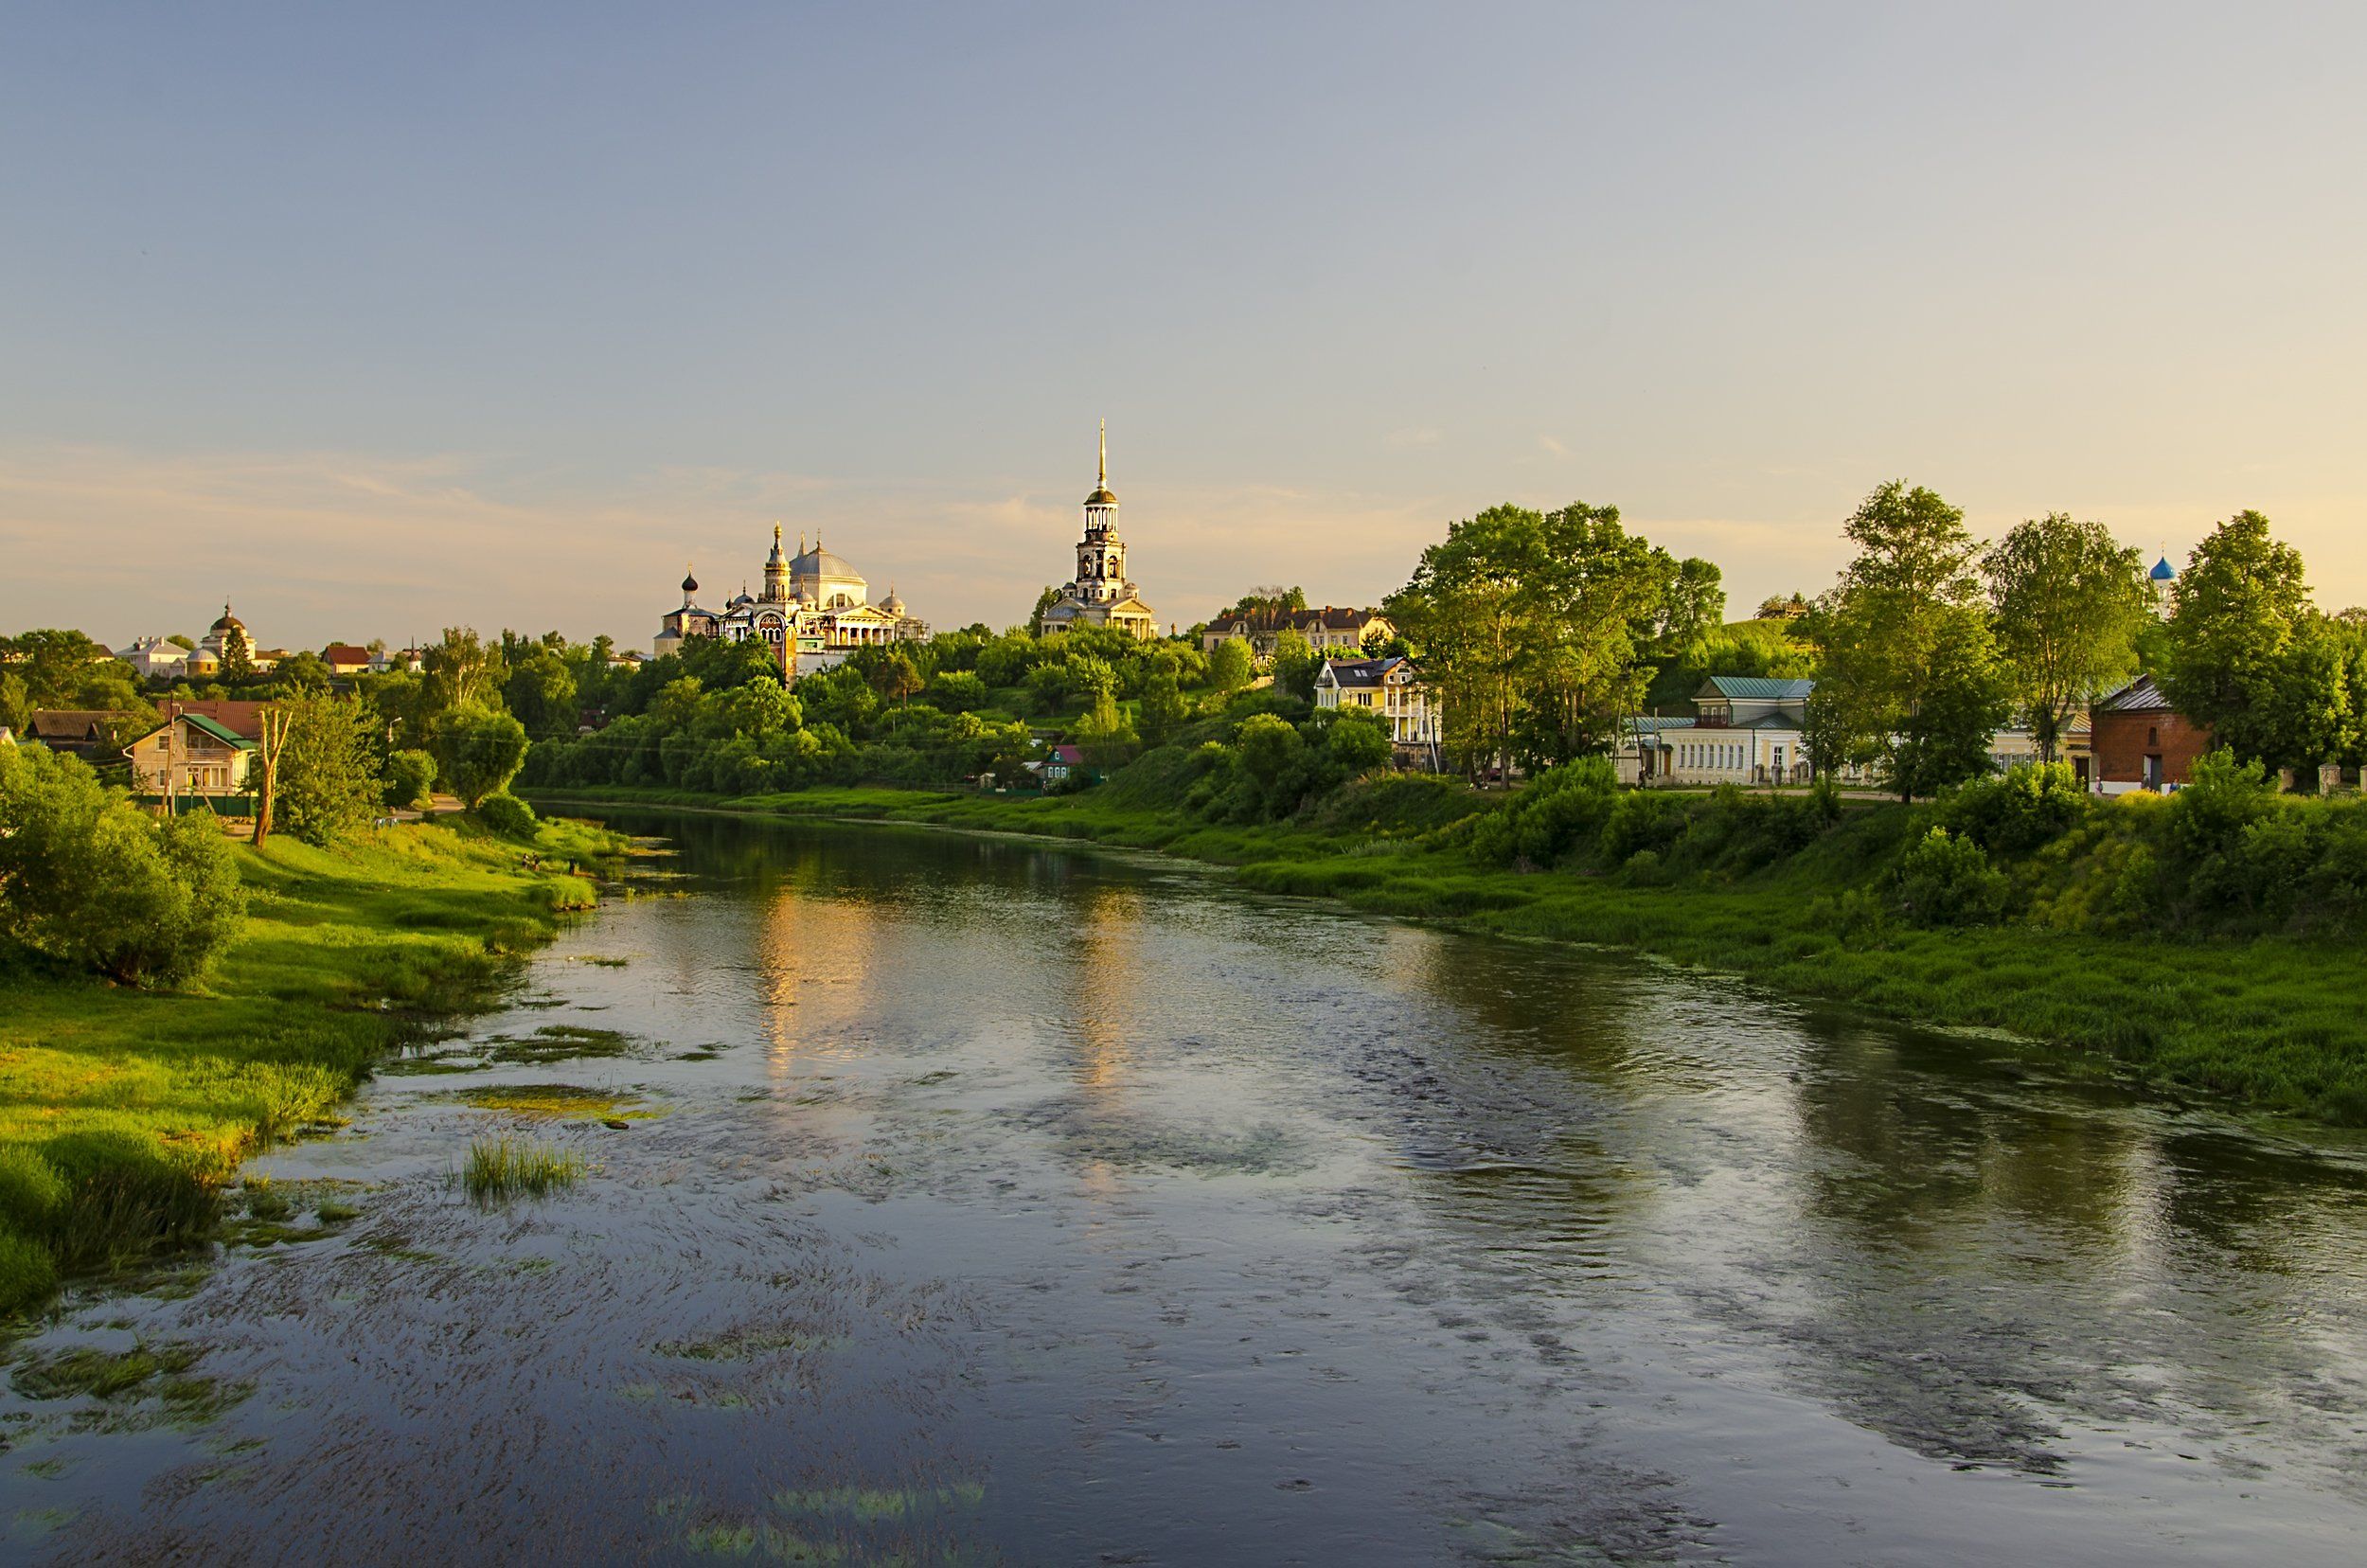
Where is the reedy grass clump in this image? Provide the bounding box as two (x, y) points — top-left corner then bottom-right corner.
(457, 1136), (583, 1203)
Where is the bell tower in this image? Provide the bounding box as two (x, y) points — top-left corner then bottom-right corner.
(1075, 420), (1127, 601)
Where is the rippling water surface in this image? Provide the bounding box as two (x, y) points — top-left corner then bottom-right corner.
(6, 811), (2365, 1564)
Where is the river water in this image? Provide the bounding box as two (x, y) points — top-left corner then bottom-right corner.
(5, 811), (2366, 1565)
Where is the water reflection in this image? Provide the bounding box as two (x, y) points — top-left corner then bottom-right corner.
(7, 810), (2363, 1565)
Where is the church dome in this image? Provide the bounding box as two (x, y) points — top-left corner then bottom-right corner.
(1084, 485), (1118, 508)
(794, 543), (860, 579)
(881, 585), (905, 615)
(210, 603), (244, 633)
(682, 567), (699, 594)
(2149, 556), (2177, 582)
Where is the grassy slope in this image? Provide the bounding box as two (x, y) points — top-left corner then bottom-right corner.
(530, 782), (2367, 1126)
(0, 815), (611, 1307)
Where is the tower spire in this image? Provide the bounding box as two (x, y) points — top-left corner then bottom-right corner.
(1098, 419), (1107, 489)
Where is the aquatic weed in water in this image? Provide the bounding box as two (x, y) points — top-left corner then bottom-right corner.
(456, 1137), (584, 1203)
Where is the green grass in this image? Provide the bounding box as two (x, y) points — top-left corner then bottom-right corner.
(456, 1136), (584, 1203)
(529, 782), (2367, 1127)
(0, 814), (620, 1310)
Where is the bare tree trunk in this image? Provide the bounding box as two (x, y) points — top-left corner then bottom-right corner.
(253, 707), (288, 846)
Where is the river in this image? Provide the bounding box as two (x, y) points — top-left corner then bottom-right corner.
(5, 811), (2365, 1565)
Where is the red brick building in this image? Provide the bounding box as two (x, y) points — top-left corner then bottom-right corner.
(2090, 676), (2213, 794)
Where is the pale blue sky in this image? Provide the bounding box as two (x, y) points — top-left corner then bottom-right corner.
(6, 3), (2364, 649)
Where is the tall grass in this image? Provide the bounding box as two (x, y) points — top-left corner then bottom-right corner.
(458, 1137), (583, 1203)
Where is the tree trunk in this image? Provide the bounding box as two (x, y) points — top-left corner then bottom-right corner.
(253, 707), (288, 846)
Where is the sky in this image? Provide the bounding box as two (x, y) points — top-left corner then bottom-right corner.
(5, 2), (2365, 651)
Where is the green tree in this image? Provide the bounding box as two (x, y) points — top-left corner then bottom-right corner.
(1072, 686), (1139, 770)
(870, 651), (923, 710)
(420, 628), (501, 715)
(0, 744), (244, 986)
(503, 650), (578, 739)
(1208, 637), (1254, 696)
(1983, 514), (2149, 763)
(2159, 511), (2354, 769)
(1137, 669), (1189, 745)
(1271, 628), (1322, 702)
(1027, 585), (1063, 637)
(431, 704), (529, 809)
(1653, 557), (1726, 652)
(273, 651), (333, 694)
(381, 748), (436, 811)
(1321, 708), (1393, 773)
(1389, 501), (1673, 776)
(1387, 506), (1534, 777)
(1805, 481), (2008, 799)
(1518, 502), (1673, 764)
(274, 694), (383, 846)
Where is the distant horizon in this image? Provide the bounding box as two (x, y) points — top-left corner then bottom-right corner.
(7, 5), (2363, 647)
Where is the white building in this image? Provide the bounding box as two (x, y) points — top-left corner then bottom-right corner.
(1619, 677), (1818, 791)
(1041, 423), (1158, 639)
(1618, 676), (1815, 786)
(116, 635), (188, 680)
(1314, 655), (1441, 766)
(654, 525), (927, 677)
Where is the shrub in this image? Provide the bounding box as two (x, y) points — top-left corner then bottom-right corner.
(1941, 761), (2087, 854)
(430, 704), (529, 808)
(474, 792), (539, 839)
(382, 747), (436, 810)
(0, 744), (245, 986)
(1895, 826), (2009, 926)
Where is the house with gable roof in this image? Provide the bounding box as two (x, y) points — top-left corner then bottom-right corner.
(122, 709), (259, 807)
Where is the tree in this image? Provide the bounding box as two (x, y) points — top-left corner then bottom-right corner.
(382, 748), (436, 811)
(870, 651), (923, 709)
(1390, 501), (1673, 777)
(1209, 637), (1254, 696)
(1137, 669), (1189, 745)
(1983, 514), (2149, 763)
(503, 650), (578, 739)
(252, 706), (290, 847)
(1805, 481), (2008, 799)
(420, 628), (501, 715)
(1516, 502), (1673, 765)
(1271, 628), (1322, 702)
(167, 633), (197, 651)
(1653, 558), (1726, 652)
(274, 694), (383, 845)
(1216, 585), (1307, 619)
(1027, 586), (1063, 637)
(2159, 511), (2354, 769)
(431, 705), (529, 808)
(0, 743), (243, 986)
(1072, 686), (1139, 770)
(273, 651), (333, 694)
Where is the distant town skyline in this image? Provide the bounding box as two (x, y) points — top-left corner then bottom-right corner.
(7, 4), (2365, 648)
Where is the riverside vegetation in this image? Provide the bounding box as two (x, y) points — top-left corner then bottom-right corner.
(538, 731), (2367, 1130)
(0, 739), (616, 1314)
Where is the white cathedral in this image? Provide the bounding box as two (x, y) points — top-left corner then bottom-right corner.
(653, 526), (928, 676)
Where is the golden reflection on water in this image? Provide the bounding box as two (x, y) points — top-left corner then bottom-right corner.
(754, 875), (891, 1068)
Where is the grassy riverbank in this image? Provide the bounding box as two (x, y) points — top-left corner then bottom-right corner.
(531, 780), (2367, 1128)
(0, 815), (614, 1310)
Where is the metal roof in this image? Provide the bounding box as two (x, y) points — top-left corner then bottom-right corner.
(1698, 675), (1814, 702)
